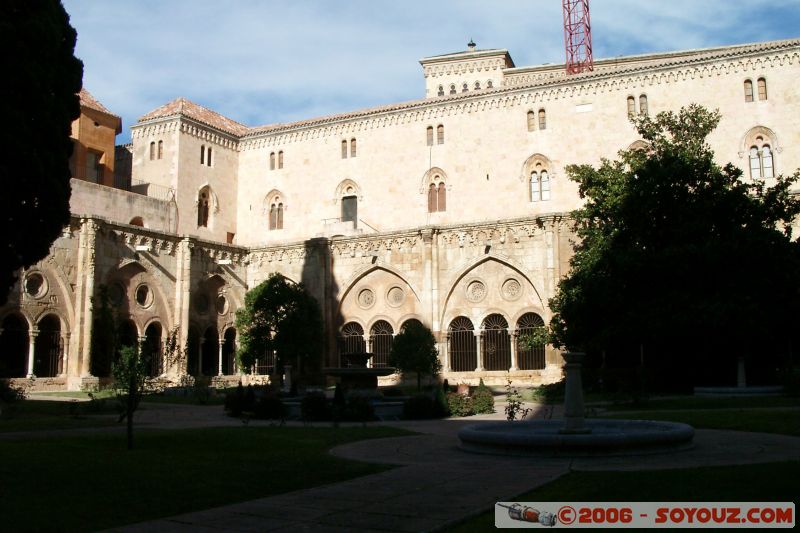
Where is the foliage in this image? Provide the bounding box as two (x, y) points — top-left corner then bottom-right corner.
(0, 380), (26, 404)
(224, 383), (251, 416)
(389, 321), (441, 390)
(235, 273), (323, 377)
(548, 105), (800, 386)
(253, 393), (286, 422)
(0, 0), (83, 304)
(530, 380), (565, 405)
(402, 393), (448, 419)
(505, 379), (531, 421)
(446, 392), (475, 417)
(301, 391), (330, 422)
(112, 345), (149, 450)
(345, 396), (375, 424)
(472, 379), (495, 414)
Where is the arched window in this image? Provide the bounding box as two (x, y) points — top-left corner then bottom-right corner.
(487, 80), (493, 89)
(527, 111), (535, 132)
(449, 84), (456, 95)
(270, 151), (276, 170)
(370, 320), (394, 368)
(437, 124), (444, 145)
(129, 216), (144, 227)
(206, 147), (212, 167)
(149, 142), (155, 161)
(448, 316), (476, 372)
(474, 81), (481, 90)
(144, 322), (163, 377)
(627, 96), (636, 117)
(200, 145), (205, 165)
(517, 313), (546, 370)
(197, 187), (211, 227)
(538, 109), (547, 130)
(427, 175), (446, 213)
(426, 126), (434, 146)
(482, 314), (511, 371)
(757, 77), (767, 100)
(462, 83), (468, 93)
(530, 164), (551, 202)
(744, 80), (754, 103)
(749, 136), (776, 179)
(268, 195), (284, 230)
(341, 140), (347, 159)
(350, 138), (356, 158)
(339, 322), (366, 359)
(437, 85), (444, 97)
(157, 140), (163, 159)
(278, 150), (284, 169)
(639, 94), (648, 116)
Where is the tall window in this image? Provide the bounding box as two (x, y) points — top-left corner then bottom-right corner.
(350, 138), (356, 158)
(341, 195), (357, 224)
(749, 136), (775, 179)
(157, 140), (163, 159)
(639, 94), (649, 116)
(426, 126), (434, 146)
(149, 142), (155, 161)
(428, 176), (446, 213)
(197, 188), (210, 227)
(530, 168), (550, 202)
(341, 140), (347, 159)
(201, 145), (205, 165)
(538, 109), (546, 130)
(757, 77), (767, 100)
(744, 80), (754, 102)
(206, 147), (212, 166)
(270, 152), (276, 169)
(449, 84), (456, 95)
(269, 199), (284, 230)
(86, 151), (102, 183)
(627, 96), (636, 117)
(278, 150), (284, 169)
(437, 85), (444, 97)
(527, 111), (535, 132)
(437, 124), (444, 145)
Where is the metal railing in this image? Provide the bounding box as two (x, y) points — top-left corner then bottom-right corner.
(113, 175), (175, 202)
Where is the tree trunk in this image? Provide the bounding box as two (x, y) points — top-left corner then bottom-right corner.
(417, 372), (421, 391)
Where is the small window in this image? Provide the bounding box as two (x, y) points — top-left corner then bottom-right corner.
(530, 165), (551, 203)
(538, 109), (546, 130)
(269, 200), (284, 230)
(540, 171), (550, 201)
(762, 145), (773, 177)
(157, 140), (163, 159)
(426, 126), (433, 146)
(428, 177), (446, 213)
(437, 85), (444, 97)
(437, 124), (444, 145)
(462, 83), (468, 93)
(757, 77), (767, 101)
(627, 96), (636, 117)
(341, 140), (347, 159)
(278, 150), (284, 169)
(226, 232), (235, 244)
(449, 84), (456, 95)
(639, 94), (648, 116)
(487, 80), (493, 89)
(149, 142), (155, 161)
(744, 80), (754, 103)
(270, 152), (276, 170)
(207, 147), (212, 167)
(474, 81), (481, 90)
(749, 137), (777, 179)
(527, 111), (535, 132)
(350, 139), (356, 158)
(201, 145), (205, 165)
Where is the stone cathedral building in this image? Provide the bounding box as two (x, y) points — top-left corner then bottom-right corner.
(1, 38), (798, 390)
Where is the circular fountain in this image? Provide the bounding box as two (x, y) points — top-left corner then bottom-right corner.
(458, 352), (695, 457)
(324, 353), (395, 393)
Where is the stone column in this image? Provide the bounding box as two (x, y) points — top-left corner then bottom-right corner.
(60, 332), (70, 376)
(509, 329), (519, 371)
(218, 338), (224, 376)
(26, 328), (39, 378)
(78, 218), (99, 377)
(561, 352), (590, 434)
(172, 237), (194, 377)
(442, 333), (451, 372)
(475, 331), (485, 372)
(364, 334), (372, 368)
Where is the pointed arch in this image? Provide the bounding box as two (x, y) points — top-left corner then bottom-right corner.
(334, 178), (363, 203)
(338, 262), (422, 310)
(739, 125), (781, 155)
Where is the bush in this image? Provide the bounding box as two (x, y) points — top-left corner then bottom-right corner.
(447, 392), (474, 417)
(472, 379), (494, 414)
(0, 380), (26, 403)
(301, 391), (330, 421)
(345, 396), (375, 422)
(225, 383), (258, 416)
(402, 393), (447, 419)
(530, 380), (565, 404)
(254, 394), (286, 420)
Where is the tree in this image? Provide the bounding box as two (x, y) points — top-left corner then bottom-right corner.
(0, 1), (83, 304)
(389, 321), (441, 391)
(549, 105), (800, 388)
(235, 273), (323, 378)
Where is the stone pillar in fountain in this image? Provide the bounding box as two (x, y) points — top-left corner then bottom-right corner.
(560, 351), (591, 434)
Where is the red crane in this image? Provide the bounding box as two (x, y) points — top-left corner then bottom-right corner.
(563, 0), (594, 74)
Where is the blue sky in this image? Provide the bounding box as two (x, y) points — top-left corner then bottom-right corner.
(62, 0), (799, 142)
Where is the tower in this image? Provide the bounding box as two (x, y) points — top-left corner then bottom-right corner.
(563, 0), (594, 74)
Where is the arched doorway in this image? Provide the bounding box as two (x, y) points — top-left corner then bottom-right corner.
(517, 313), (546, 370)
(448, 317), (476, 372)
(144, 322), (163, 377)
(0, 314), (28, 377)
(187, 326), (200, 376)
(482, 314), (511, 371)
(34, 315), (62, 377)
(222, 328), (236, 375)
(201, 327), (218, 376)
(370, 320), (393, 368)
(339, 322), (366, 364)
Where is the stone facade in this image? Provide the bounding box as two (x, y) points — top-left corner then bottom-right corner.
(1, 38), (798, 389)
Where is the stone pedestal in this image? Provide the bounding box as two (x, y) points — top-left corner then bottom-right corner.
(560, 351), (591, 434)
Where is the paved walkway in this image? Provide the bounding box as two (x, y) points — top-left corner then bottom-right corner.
(105, 405), (800, 533)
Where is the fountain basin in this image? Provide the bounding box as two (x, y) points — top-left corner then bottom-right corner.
(458, 419), (695, 457)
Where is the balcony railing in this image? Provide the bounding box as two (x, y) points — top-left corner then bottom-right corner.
(114, 176), (175, 202)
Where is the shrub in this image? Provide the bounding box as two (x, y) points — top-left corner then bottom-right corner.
(301, 391), (330, 422)
(254, 394), (286, 420)
(530, 380), (565, 404)
(472, 379), (495, 414)
(345, 396), (375, 423)
(402, 393), (446, 419)
(0, 380), (26, 403)
(447, 392), (474, 417)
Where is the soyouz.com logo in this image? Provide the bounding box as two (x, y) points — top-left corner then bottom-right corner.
(494, 502), (795, 528)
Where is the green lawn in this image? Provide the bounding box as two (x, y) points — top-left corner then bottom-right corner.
(605, 408), (800, 436)
(0, 426), (410, 532)
(0, 399), (118, 432)
(597, 394), (800, 411)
